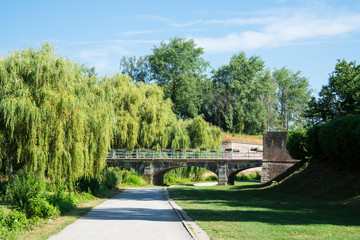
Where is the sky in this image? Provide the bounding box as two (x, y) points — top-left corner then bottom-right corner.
(1, 0), (360, 94)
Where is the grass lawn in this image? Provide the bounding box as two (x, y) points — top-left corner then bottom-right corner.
(168, 182), (360, 240)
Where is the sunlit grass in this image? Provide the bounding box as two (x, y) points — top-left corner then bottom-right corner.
(221, 133), (262, 144)
(168, 182), (360, 240)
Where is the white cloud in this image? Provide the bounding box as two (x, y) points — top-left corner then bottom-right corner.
(172, 17), (279, 27)
(193, 13), (360, 52)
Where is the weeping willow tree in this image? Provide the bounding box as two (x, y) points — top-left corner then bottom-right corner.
(104, 75), (221, 149)
(186, 115), (222, 149)
(0, 44), (115, 187)
(102, 74), (176, 149)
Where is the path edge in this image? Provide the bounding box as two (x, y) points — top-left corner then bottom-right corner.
(162, 188), (210, 240)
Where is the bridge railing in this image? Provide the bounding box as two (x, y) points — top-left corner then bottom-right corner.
(107, 149), (262, 160)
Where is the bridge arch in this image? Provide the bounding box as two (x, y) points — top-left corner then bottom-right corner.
(152, 162), (218, 185)
(227, 166), (261, 185)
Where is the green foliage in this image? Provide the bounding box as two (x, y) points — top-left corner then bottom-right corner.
(286, 129), (309, 160)
(318, 115), (360, 167)
(306, 60), (360, 123)
(187, 115), (221, 148)
(149, 37), (210, 118)
(47, 191), (78, 214)
(26, 198), (59, 219)
(0, 180), (7, 200)
(273, 67), (312, 130)
(6, 171), (59, 219)
(105, 75), (221, 149)
(102, 167), (122, 190)
(75, 176), (101, 195)
(236, 172), (261, 181)
(302, 115), (360, 167)
(207, 52), (273, 134)
(1, 209), (29, 231)
(306, 124), (324, 160)
(123, 174), (142, 185)
(204, 175), (218, 181)
(0, 43), (115, 186)
(164, 167), (209, 185)
(120, 56), (152, 83)
(6, 171), (45, 211)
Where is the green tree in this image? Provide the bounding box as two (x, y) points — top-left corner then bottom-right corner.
(273, 67), (311, 130)
(0, 44), (115, 187)
(306, 60), (360, 123)
(120, 56), (152, 83)
(149, 38), (210, 118)
(209, 52), (272, 134)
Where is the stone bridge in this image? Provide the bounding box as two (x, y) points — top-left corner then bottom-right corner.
(107, 157), (262, 185)
(106, 132), (299, 185)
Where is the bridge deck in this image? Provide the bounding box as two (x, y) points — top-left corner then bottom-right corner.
(107, 149), (263, 160)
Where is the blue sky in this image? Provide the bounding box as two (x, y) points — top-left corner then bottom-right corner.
(1, 0), (360, 94)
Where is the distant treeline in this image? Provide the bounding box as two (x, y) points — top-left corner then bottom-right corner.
(120, 37), (313, 134)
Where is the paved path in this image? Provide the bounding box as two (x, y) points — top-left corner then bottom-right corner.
(49, 188), (193, 240)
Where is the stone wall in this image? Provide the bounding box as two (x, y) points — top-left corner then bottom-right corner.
(261, 132), (300, 183)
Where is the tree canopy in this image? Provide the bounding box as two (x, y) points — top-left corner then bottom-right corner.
(306, 60), (360, 124)
(0, 43), (222, 186)
(273, 67), (312, 130)
(0, 44), (115, 186)
(149, 37), (210, 118)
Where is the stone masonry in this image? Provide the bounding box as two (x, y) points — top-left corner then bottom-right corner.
(260, 132), (300, 183)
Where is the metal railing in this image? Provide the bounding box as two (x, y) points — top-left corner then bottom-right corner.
(107, 149), (263, 160)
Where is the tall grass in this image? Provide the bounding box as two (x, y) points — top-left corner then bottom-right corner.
(164, 167), (213, 185)
(236, 172), (261, 181)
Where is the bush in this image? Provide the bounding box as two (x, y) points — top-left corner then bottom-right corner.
(26, 198), (59, 219)
(306, 124), (324, 160)
(47, 191), (77, 214)
(103, 167), (121, 190)
(286, 129), (309, 160)
(318, 115), (360, 167)
(75, 176), (101, 195)
(3, 209), (28, 231)
(0, 181), (7, 201)
(123, 174), (141, 185)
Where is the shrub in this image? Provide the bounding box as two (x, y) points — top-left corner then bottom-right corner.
(318, 115), (360, 167)
(123, 174), (141, 185)
(6, 171), (54, 218)
(75, 176), (101, 195)
(286, 129), (309, 160)
(0, 181), (7, 201)
(26, 198), (59, 219)
(3, 209), (28, 231)
(306, 124), (324, 160)
(103, 167), (121, 190)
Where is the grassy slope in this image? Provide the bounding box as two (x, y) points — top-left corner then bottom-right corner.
(221, 133), (262, 144)
(273, 159), (360, 205)
(168, 160), (360, 240)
